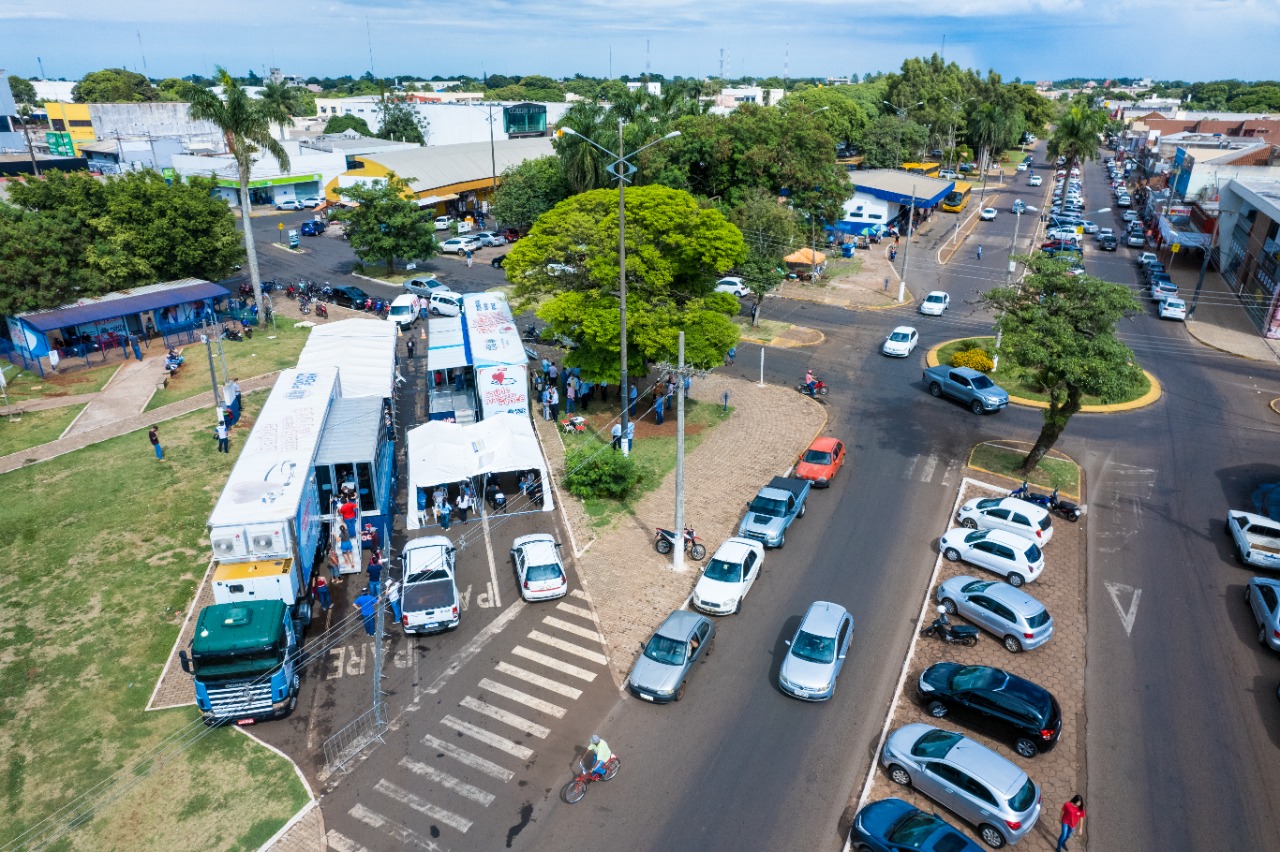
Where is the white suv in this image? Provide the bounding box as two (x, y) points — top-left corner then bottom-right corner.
(956, 496), (1054, 545)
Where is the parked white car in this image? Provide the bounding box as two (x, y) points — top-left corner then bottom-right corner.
(939, 527), (1045, 587)
(473, 231), (507, 247)
(714, 277), (751, 297)
(979, 207), (997, 221)
(956, 496), (1054, 545)
(919, 291), (950, 316)
(510, 534), (568, 601)
(691, 538), (766, 615)
(1159, 297), (1187, 321)
(441, 236), (481, 255)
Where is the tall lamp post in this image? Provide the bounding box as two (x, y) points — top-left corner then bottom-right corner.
(882, 100), (924, 167)
(1006, 205), (1037, 285)
(559, 123), (680, 456)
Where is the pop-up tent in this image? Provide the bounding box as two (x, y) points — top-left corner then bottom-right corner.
(784, 247), (827, 265)
(404, 413), (552, 528)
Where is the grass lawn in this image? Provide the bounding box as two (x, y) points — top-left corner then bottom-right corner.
(1, 361), (119, 404)
(823, 255), (865, 277)
(561, 399), (734, 528)
(0, 404), (86, 456)
(935, 337), (1150, 406)
(734, 317), (795, 344)
(970, 441), (1081, 496)
(146, 323), (313, 411)
(0, 393), (309, 851)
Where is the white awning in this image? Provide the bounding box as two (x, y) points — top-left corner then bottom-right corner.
(415, 193), (460, 206)
(427, 316), (469, 371)
(297, 318), (398, 399)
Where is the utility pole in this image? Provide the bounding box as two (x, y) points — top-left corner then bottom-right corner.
(899, 187), (916, 302)
(655, 332), (706, 573)
(202, 334), (222, 423)
(617, 118), (630, 456)
(1186, 228), (1216, 321)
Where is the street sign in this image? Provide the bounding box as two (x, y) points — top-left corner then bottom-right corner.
(1171, 243), (1181, 253)
(278, 222), (284, 231)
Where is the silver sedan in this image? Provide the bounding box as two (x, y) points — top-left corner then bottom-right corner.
(1246, 577), (1280, 653)
(937, 576), (1053, 652)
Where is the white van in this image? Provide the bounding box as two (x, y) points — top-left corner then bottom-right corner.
(428, 291), (463, 317)
(388, 294), (418, 329)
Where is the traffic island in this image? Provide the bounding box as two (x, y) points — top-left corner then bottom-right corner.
(854, 467), (1088, 851)
(734, 317), (824, 347)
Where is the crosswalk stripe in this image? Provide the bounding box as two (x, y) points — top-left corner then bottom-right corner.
(528, 630), (609, 664)
(399, 756), (496, 806)
(511, 645), (597, 682)
(555, 601), (594, 620)
(325, 830), (369, 852)
(441, 714), (535, 759)
(496, 661), (584, 699)
(348, 803), (443, 847)
(374, 779), (473, 834)
(903, 454), (919, 480)
(461, 695), (551, 738)
(919, 454), (939, 483)
(542, 615), (602, 643)
(478, 677), (567, 718)
(422, 734), (515, 782)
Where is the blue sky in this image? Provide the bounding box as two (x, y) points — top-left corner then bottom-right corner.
(2, 0), (1275, 83)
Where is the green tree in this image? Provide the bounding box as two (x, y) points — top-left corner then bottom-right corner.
(491, 156), (570, 230)
(1046, 100), (1109, 189)
(72, 68), (157, 103)
(554, 101), (613, 193)
(504, 185), (746, 379)
(781, 87), (872, 152)
(333, 172), (439, 275)
(0, 206), (102, 314)
(323, 114), (373, 135)
(983, 256), (1142, 473)
(185, 67), (291, 310)
(155, 77), (188, 102)
(727, 188), (799, 324)
(861, 114), (928, 168)
(259, 81), (302, 141)
(377, 98), (429, 144)
(8, 75), (37, 107)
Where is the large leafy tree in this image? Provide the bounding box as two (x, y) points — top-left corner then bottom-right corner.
(377, 98), (429, 144)
(490, 156), (570, 230)
(323, 114), (373, 136)
(333, 172), (438, 275)
(726, 187), (799, 324)
(503, 185), (747, 380)
(72, 68), (157, 103)
(8, 75), (37, 107)
(186, 67), (290, 311)
(983, 256), (1142, 472)
(0, 206), (101, 313)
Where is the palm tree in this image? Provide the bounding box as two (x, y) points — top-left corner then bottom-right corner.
(259, 80), (301, 141)
(1047, 101), (1109, 186)
(186, 68), (291, 312)
(555, 101), (611, 193)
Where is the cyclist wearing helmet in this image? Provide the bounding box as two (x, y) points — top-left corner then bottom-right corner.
(586, 735), (612, 778)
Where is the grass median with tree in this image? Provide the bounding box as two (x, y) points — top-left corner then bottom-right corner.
(0, 395), (308, 851)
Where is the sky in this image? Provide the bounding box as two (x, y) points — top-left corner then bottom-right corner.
(1, 0), (1276, 84)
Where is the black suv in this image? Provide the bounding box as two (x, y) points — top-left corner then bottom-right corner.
(330, 285), (370, 309)
(918, 663), (1062, 758)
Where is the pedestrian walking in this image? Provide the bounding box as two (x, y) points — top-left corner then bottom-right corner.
(625, 420), (635, 446)
(328, 546), (342, 582)
(549, 385), (560, 420)
(726, 347), (736, 366)
(148, 425), (164, 461)
(386, 578), (402, 623)
(629, 383), (638, 417)
(406, 337), (416, 359)
(611, 422), (622, 451)
(215, 421), (229, 454)
(130, 334), (143, 361)
(541, 357), (551, 380)
(889, 246), (897, 262)
(1056, 795), (1085, 851)
(456, 490), (473, 524)
(439, 499), (452, 530)
(339, 497), (358, 537)
(338, 523), (357, 570)
(977, 245), (983, 260)
(466, 249), (474, 268)
(655, 392), (665, 425)
(313, 574), (332, 611)
(353, 589), (377, 636)
(367, 551), (383, 597)
(541, 386), (551, 421)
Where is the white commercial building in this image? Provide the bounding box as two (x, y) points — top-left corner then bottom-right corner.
(171, 140), (348, 207)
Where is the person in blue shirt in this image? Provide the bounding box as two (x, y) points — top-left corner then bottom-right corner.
(353, 590), (377, 635)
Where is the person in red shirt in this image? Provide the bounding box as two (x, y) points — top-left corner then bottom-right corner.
(1056, 794), (1085, 851)
(338, 497), (358, 537)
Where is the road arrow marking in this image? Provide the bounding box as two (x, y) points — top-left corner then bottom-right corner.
(1106, 582), (1142, 636)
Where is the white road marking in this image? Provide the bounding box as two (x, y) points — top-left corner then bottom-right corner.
(496, 661), (584, 698)
(1106, 582), (1143, 636)
(919, 453), (939, 483)
(422, 734), (515, 782)
(570, 589), (590, 601)
(374, 779), (473, 834)
(478, 677), (567, 718)
(554, 601), (595, 620)
(348, 803), (445, 850)
(480, 510), (502, 609)
(398, 756), (496, 806)
(423, 601), (526, 696)
(325, 830), (369, 852)
(460, 695), (551, 737)
(941, 459), (960, 488)
(903, 454), (919, 480)
(542, 615), (602, 643)
(527, 630), (609, 664)
(441, 715), (535, 759)
(512, 645), (597, 681)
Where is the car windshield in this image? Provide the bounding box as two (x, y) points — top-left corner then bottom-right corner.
(802, 450), (833, 465)
(526, 563), (562, 582)
(887, 811), (942, 845)
(405, 568), (450, 584)
(889, 331), (912, 342)
(790, 630), (836, 664)
(910, 729), (962, 759)
(703, 557), (743, 583)
(949, 665), (1002, 691)
(1027, 609), (1051, 628)
(748, 497), (788, 516)
(644, 634), (687, 666)
(1008, 778), (1037, 813)
(926, 294), (945, 303)
(390, 305), (412, 316)
(964, 529), (990, 544)
(1024, 543), (1042, 562)
(975, 497), (1003, 510)
(969, 375), (995, 390)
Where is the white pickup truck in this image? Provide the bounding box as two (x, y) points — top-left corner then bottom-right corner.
(1227, 510), (1280, 569)
(401, 536), (460, 634)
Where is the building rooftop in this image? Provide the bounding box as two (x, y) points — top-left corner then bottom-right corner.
(357, 137), (555, 194)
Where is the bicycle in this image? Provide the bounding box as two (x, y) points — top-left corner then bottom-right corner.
(561, 754), (621, 803)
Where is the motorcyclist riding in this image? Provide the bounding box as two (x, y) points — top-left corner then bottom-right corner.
(805, 369), (817, 397)
(585, 734), (612, 779)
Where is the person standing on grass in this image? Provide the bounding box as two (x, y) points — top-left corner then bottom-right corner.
(215, 421), (229, 454)
(655, 392), (665, 425)
(1056, 795), (1085, 851)
(148, 425), (164, 461)
(313, 574), (332, 611)
(566, 379), (576, 413)
(612, 422), (622, 451)
(549, 385), (560, 421)
(629, 383), (638, 417)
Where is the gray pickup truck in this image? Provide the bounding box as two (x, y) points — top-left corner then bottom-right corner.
(1227, 510), (1280, 570)
(401, 535), (460, 634)
(923, 365), (1009, 414)
(737, 477), (810, 548)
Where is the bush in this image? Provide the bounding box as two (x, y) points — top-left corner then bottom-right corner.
(563, 445), (643, 499)
(951, 348), (995, 372)
(957, 339), (985, 353)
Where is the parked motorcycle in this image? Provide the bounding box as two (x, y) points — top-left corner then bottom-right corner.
(654, 527), (707, 561)
(286, 283), (297, 300)
(797, 377), (829, 397)
(1011, 480), (1083, 522)
(315, 302), (329, 319)
(920, 607), (979, 647)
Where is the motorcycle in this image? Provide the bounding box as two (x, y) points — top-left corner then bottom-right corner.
(221, 324), (243, 342)
(164, 349), (184, 375)
(920, 607), (979, 647)
(238, 282), (254, 298)
(1011, 480), (1083, 522)
(654, 527), (707, 561)
(298, 294), (312, 315)
(286, 284), (297, 300)
(797, 377), (829, 397)
(315, 302), (329, 319)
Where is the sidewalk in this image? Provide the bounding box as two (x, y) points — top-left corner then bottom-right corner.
(63, 356), (168, 437)
(1167, 261), (1280, 364)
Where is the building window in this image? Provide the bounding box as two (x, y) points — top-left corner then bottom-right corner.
(51, 119), (66, 131)
(70, 120), (93, 128)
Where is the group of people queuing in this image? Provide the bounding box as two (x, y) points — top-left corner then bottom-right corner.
(422, 472), (543, 529)
(536, 358), (599, 421)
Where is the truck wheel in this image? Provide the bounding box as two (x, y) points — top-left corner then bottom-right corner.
(798, 502), (807, 518)
(929, 383), (943, 398)
(970, 399), (985, 415)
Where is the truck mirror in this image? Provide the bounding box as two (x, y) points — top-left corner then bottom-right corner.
(178, 650), (192, 675)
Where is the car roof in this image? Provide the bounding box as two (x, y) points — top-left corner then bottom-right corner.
(925, 290), (947, 298)
(983, 583), (1047, 614)
(995, 497), (1049, 518)
(944, 735), (1027, 794)
(798, 600), (848, 635)
(712, 538), (759, 563)
(889, 325), (916, 335)
(808, 436), (841, 452)
(982, 527), (1037, 547)
(656, 609), (705, 640)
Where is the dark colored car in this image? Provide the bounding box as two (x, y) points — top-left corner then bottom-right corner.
(1098, 235), (1118, 251)
(300, 220), (326, 236)
(330, 285), (371, 309)
(849, 798), (984, 852)
(499, 227), (521, 242)
(491, 253), (507, 268)
(1042, 245), (1083, 258)
(918, 662), (1062, 758)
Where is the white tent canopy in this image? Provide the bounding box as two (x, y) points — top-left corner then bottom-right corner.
(297, 318), (398, 399)
(405, 413), (552, 528)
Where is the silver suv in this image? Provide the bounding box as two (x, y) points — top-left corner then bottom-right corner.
(882, 724), (1041, 848)
(936, 576), (1053, 652)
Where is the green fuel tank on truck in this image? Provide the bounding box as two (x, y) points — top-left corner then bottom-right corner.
(181, 600), (299, 725)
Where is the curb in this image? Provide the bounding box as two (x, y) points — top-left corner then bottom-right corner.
(1271, 398), (1280, 417)
(965, 439), (1083, 502)
(925, 338), (1163, 413)
(737, 326), (826, 348)
(1184, 320), (1277, 363)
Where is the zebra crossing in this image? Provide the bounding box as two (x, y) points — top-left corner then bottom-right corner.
(325, 590), (607, 851)
(902, 452), (962, 487)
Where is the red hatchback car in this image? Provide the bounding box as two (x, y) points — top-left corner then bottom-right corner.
(795, 437), (846, 487)
(500, 228), (522, 242)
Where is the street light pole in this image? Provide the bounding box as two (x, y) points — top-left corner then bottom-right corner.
(1006, 205), (1036, 286)
(900, 185), (916, 302)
